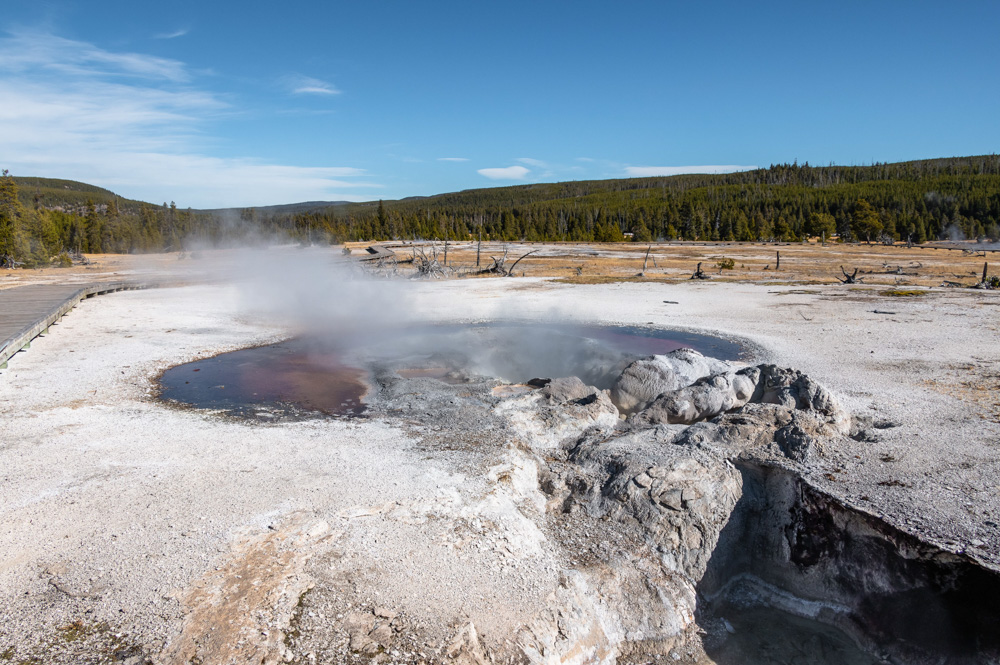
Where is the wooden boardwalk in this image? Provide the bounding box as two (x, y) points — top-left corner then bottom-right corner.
(0, 282), (147, 369)
(356, 244), (395, 262)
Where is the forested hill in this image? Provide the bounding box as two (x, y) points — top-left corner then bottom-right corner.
(0, 173), (215, 266)
(2, 155), (1000, 267)
(289, 154), (1000, 244)
(1, 174), (288, 267)
(13, 177), (121, 214)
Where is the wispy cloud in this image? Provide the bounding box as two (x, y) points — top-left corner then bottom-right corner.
(0, 30), (374, 207)
(154, 28), (189, 40)
(624, 165), (757, 177)
(516, 157), (547, 167)
(96, 156), (379, 207)
(437, 157), (469, 162)
(0, 29), (189, 82)
(289, 75), (340, 95)
(477, 165), (530, 180)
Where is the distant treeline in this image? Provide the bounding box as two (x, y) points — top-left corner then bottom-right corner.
(3, 156), (1000, 266)
(289, 155), (1000, 245)
(0, 173), (288, 267)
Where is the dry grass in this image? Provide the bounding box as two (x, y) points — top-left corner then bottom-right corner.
(375, 240), (997, 288)
(882, 289), (928, 297)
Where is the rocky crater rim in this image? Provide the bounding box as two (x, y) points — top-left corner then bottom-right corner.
(386, 342), (999, 664)
(144, 321), (999, 664)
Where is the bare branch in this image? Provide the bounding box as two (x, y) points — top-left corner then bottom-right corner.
(506, 249), (539, 276)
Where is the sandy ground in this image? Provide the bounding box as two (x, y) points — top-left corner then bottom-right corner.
(2, 247), (1000, 662)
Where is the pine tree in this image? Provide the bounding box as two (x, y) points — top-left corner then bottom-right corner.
(632, 218), (652, 242)
(0, 170), (19, 261)
(852, 199), (883, 243)
(808, 212), (836, 239)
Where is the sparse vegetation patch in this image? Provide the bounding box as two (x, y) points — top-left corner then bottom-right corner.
(714, 257), (735, 270)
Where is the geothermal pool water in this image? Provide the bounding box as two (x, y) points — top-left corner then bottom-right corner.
(157, 322), (741, 418)
(157, 339), (369, 418)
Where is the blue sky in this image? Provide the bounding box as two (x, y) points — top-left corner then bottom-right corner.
(1, 1), (998, 208)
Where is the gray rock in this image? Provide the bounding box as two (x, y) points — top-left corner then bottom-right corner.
(370, 623), (394, 646)
(753, 365), (847, 430)
(503, 383), (620, 449)
(349, 632), (376, 653)
(655, 488), (684, 510)
(633, 472), (653, 488)
(610, 349), (733, 414)
(629, 363), (849, 438)
(446, 623), (491, 665)
(630, 366), (760, 426)
(676, 402), (842, 462)
(554, 428), (744, 579)
(343, 611), (375, 634)
(541, 376), (597, 403)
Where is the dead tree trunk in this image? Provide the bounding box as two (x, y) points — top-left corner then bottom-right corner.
(776, 251), (780, 270)
(975, 262), (999, 289)
(413, 247), (447, 278)
(690, 262), (709, 280)
(640, 245), (651, 276)
(474, 249), (509, 275)
(837, 266), (861, 284)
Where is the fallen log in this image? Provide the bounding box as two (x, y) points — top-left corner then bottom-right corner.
(473, 249), (509, 275)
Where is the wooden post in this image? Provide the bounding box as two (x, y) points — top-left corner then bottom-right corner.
(984, 262), (989, 283)
(444, 239), (448, 266)
(776, 251), (781, 270)
(477, 226), (482, 267)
